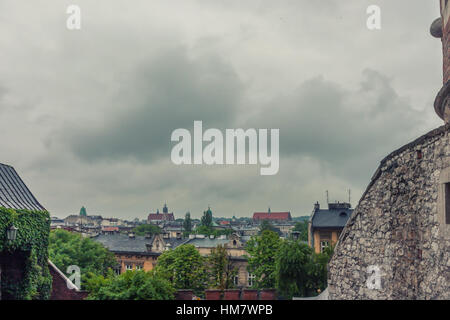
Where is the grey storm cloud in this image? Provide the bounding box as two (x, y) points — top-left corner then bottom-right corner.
(0, 0), (444, 218)
(246, 69), (429, 185)
(63, 47), (244, 163)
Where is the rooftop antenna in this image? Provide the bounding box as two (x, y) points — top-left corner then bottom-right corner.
(348, 189), (351, 205)
(326, 190), (329, 204)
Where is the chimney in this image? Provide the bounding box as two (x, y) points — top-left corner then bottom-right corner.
(314, 202), (320, 211)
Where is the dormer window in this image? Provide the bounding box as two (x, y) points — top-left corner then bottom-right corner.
(339, 212), (347, 217)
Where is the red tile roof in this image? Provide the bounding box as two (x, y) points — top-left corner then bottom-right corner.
(102, 226), (119, 232)
(253, 212), (292, 221)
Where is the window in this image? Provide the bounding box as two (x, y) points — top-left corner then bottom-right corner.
(445, 183), (450, 224)
(126, 264), (133, 271)
(247, 273), (256, 287)
(135, 265), (142, 271)
(320, 241), (330, 253)
(233, 275), (239, 286)
(114, 267), (121, 276)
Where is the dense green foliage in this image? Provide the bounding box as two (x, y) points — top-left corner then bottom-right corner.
(208, 245), (237, 290)
(0, 207), (52, 300)
(86, 270), (175, 300)
(133, 224), (161, 236)
(154, 244), (208, 295)
(48, 229), (116, 289)
(193, 225), (233, 237)
(275, 240), (333, 298)
(292, 220), (309, 242)
(183, 212), (192, 233)
(245, 230), (282, 288)
(201, 209), (213, 227)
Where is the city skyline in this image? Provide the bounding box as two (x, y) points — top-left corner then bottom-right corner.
(0, 1), (443, 220)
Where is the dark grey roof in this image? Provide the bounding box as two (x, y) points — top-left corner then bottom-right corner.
(311, 207), (353, 229)
(0, 163), (46, 211)
(184, 237), (230, 248)
(93, 233), (189, 254)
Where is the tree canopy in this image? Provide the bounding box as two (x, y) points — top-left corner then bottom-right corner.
(154, 244), (208, 295)
(183, 212), (192, 233)
(48, 229), (117, 289)
(201, 208), (213, 227)
(133, 224), (161, 236)
(275, 240), (334, 298)
(292, 220), (309, 242)
(208, 245), (238, 290)
(86, 270), (175, 300)
(245, 230), (282, 289)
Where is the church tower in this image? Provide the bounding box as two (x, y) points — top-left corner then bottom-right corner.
(431, 0), (450, 122)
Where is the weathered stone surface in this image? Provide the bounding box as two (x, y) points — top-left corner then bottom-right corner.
(430, 18), (443, 38)
(328, 125), (450, 300)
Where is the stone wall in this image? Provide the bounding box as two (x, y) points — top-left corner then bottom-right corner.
(328, 124), (450, 299)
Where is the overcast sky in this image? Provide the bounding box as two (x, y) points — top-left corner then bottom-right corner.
(0, 0), (444, 220)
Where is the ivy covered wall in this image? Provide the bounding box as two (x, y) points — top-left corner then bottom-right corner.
(0, 207), (52, 300)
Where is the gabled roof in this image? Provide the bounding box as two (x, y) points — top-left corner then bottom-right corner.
(311, 204), (353, 229)
(253, 212), (291, 221)
(0, 163), (46, 211)
(93, 233), (188, 254)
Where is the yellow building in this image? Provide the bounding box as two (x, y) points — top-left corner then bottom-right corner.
(308, 202), (352, 254)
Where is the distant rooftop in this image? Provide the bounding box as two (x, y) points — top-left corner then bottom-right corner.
(0, 163), (46, 211)
(93, 233), (188, 254)
(310, 202), (353, 229)
(253, 211), (292, 221)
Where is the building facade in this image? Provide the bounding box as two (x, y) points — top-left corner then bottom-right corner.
(308, 202), (352, 254)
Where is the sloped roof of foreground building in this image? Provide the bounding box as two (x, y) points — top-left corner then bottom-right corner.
(0, 162), (87, 299)
(0, 163), (46, 211)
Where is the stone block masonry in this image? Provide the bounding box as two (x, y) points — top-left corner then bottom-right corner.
(328, 125), (450, 299)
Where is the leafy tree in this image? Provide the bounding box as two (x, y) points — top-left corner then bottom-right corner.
(307, 245), (334, 295)
(194, 225), (233, 237)
(133, 224), (161, 236)
(275, 239), (314, 298)
(292, 220), (309, 242)
(201, 208), (213, 227)
(275, 241), (334, 298)
(87, 270), (175, 300)
(48, 229), (117, 289)
(245, 230), (282, 288)
(183, 212), (192, 233)
(154, 245), (208, 295)
(208, 245), (238, 290)
(258, 220), (282, 236)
